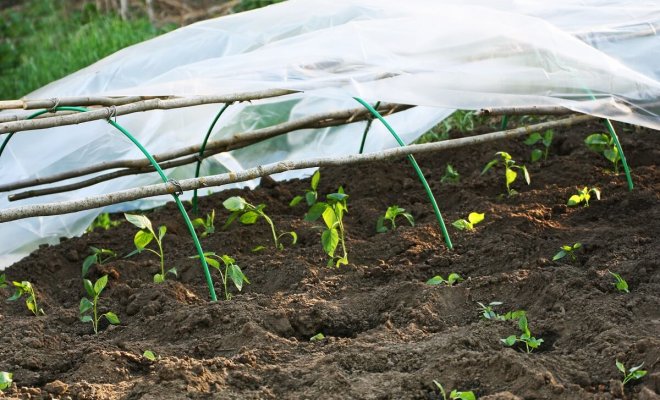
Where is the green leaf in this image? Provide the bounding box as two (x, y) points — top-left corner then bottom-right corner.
(467, 212), (484, 225)
(321, 228), (339, 256)
(83, 279), (95, 298)
(305, 202), (328, 221)
(524, 132), (542, 145)
(552, 250), (567, 261)
(585, 133), (609, 152)
(80, 315), (93, 323)
(289, 195), (304, 207)
(82, 254), (97, 277)
(426, 276), (446, 285)
(143, 350), (157, 361)
(158, 225), (167, 241)
(505, 168), (517, 186)
(124, 213), (153, 231)
(104, 312), (120, 325)
(167, 268), (178, 277)
(285, 231), (297, 245)
(502, 335), (517, 346)
(376, 216), (388, 233)
(310, 170), (321, 191)
(591, 187), (601, 200)
(453, 391), (476, 400)
(542, 130), (554, 146)
(604, 147), (619, 164)
(223, 196), (247, 211)
(322, 206), (338, 229)
(134, 230), (154, 250)
(402, 212), (415, 227)
(481, 159), (498, 174)
(452, 219), (471, 231)
(573, 243), (582, 250)
(567, 195), (582, 206)
(251, 245), (266, 253)
(496, 151), (512, 161)
(204, 256), (220, 269)
(616, 360), (626, 374)
(94, 275), (108, 295)
(79, 297), (93, 315)
(310, 332), (325, 342)
(518, 314), (530, 335)
(239, 211), (259, 225)
(153, 273), (165, 283)
(305, 191), (317, 206)
(521, 166), (531, 185)
(228, 264), (248, 291)
(530, 149), (543, 162)
(220, 255), (235, 265)
(0, 371), (13, 390)
(447, 273), (463, 285)
(191, 217), (205, 228)
(327, 192), (348, 202)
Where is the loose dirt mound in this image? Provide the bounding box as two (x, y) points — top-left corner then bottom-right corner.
(1, 120), (658, 399)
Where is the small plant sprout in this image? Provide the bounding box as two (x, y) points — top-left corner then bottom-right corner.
(82, 247), (116, 277)
(8, 281), (44, 316)
(616, 360), (647, 386)
(426, 273), (463, 287)
(80, 275), (119, 334)
(223, 196), (297, 250)
(609, 271), (629, 293)
(432, 380), (476, 400)
(191, 253), (249, 300)
(124, 213), (176, 283)
(501, 314), (543, 353)
(310, 333), (325, 342)
(482, 151), (530, 196)
(290, 169), (320, 207)
(477, 301), (504, 320)
(376, 205), (414, 233)
(452, 212), (484, 231)
(585, 133), (621, 172)
(143, 350), (158, 361)
(567, 187), (601, 207)
(0, 274), (6, 288)
(86, 212), (121, 232)
(440, 164), (460, 184)
(191, 209), (216, 238)
(305, 188), (349, 267)
(0, 371), (12, 392)
(524, 129), (554, 162)
(552, 243), (582, 263)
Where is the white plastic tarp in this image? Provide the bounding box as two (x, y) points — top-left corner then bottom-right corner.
(1, 0), (659, 268)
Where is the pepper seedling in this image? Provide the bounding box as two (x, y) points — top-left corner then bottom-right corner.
(440, 164), (460, 184)
(310, 333), (325, 342)
(82, 247), (116, 278)
(552, 243), (582, 263)
(426, 273), (463, 287)
(481, 151), (530, 196)
(191, 252), (249, 300)
(80, 275), (119, 334)
(501, 314), (543, 353)
(609, 271), (629, 293)
(223, 196), (297, 251)
(124, 213), (176, 283)
(8, 281), (44, 316)
(290, 170), (320, 207)
(305, 188), (349, 267)
(86, 212), (121, 233)
(616, 360), (647, 386)
(452, 212), (484, 231)
(432, 380), (476, 400)
(567, 187), (601, 207)
(192, 209), (216, 238)
(0, 371), (12, 392)
(524, 129), (553, 162)
(585, 133), (621, 172)
(143, 350), (159, 361)
(376, 205), (414, 233)
(477, 302), (526, 322)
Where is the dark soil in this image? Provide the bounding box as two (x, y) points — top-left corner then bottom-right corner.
(1, 120), (659, 400)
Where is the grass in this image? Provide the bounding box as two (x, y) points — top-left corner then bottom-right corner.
(0, 0), (177, 99)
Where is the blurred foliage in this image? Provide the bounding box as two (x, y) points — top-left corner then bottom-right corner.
(233, 0), (286, 12)
(415, 110), (495, 144)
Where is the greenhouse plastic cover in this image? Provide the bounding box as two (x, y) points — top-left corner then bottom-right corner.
(1, 0), (660, 268)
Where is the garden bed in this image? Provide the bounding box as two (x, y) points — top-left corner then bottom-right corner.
(0, 119), (658, 399)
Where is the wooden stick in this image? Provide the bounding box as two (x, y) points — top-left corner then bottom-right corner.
(0, 89), (296, 134)
(0, 114), (594, 222)
(0, 103), (408, 193)
(476, 106), (574, 116)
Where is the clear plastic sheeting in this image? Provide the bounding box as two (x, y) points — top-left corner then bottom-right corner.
(1, 0), (659, 268)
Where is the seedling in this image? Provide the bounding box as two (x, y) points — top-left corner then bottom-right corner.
(290, 170), (320, 207)
(82, 247), (116, 277)
(426, 273), (463, 287)
(8, 281), (44, 316)
(80, 275), (119, 334)
(310, 333), (325, 342)
(616, 360), (647, 386)
(567, 187), (601, 207)
(481, 151), (530, 196)
(524, 129), (553, 162)
(124, 213), (176, 283)
(501, 314), (543, 353)
(432, 380), (476, 400)
(191, 253), (249, 300)
(0, 274), (6, 288)
(86, 212), (121, 232)
(452, 212), (484, 231)
(192, 209), (216, 238)
(143, 350), (158, 361)
(585, 133), (621, 172)
(223, 196), (297, 250)
(440, 164), (460, 184)
(0, 371), (12, 392)
(477, 301), (504, 320)
(305, 188), (349, 267)
(376, 205), (414, 233)
(552, 243), (582, 263)
(609, 271), (629, 293)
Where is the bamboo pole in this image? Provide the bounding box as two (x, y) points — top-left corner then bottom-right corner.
(0, 114), (594, 222)
(0, 96), (162, 111)
(0, 103), (408, 193)
(0, 89), (296, 134)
